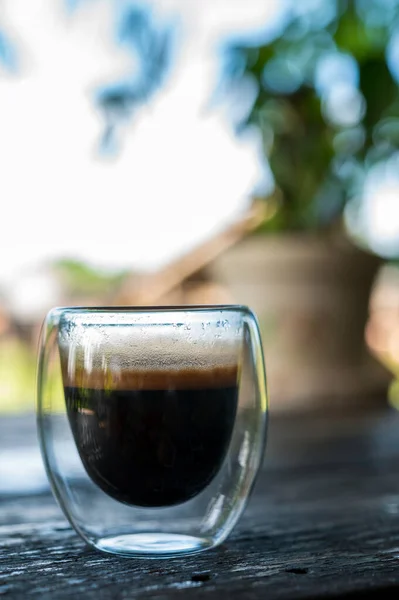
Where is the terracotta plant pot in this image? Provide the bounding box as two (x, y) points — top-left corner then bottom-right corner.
(210, 235), (389, 412)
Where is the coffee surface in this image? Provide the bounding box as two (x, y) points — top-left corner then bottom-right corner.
(65, 367), (238, 507)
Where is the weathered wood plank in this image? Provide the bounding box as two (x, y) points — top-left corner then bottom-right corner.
(2, 408), (399, 599)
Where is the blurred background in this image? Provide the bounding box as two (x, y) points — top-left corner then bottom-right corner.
(1, 0), (399, 416)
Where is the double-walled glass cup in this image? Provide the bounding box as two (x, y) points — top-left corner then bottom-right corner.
(37, 306), (268, 558)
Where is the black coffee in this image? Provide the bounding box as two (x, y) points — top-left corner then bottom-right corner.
(64, 368), (238, 507)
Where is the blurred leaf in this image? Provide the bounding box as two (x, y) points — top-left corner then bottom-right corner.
(334, 6), (386, 60)
(95, 5), (174, 155)
(54, 259), (128, 296)
(0, 30), (17, 72)
(359, 56), (398, 139)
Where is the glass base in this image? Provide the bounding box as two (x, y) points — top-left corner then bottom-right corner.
(95, 533), (211, 558)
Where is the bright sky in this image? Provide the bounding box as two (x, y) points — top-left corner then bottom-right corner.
(0, 0), (277, 290)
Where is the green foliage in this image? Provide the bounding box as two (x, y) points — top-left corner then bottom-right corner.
(227, 0), (399, 232)
(54, 259), (128, 296)
(0, 338), (36, 413)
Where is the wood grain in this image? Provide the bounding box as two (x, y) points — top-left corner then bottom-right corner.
(2, 408), (399, 599)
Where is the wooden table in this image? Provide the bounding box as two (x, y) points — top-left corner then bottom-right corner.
(2, 406), (399, 599)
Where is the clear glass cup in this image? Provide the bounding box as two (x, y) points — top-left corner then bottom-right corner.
(37, 306), (268, 558)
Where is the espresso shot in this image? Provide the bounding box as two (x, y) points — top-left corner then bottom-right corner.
(64, 367), (238, 508)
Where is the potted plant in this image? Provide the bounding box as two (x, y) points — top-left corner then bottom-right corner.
(211, 1), (399, 410)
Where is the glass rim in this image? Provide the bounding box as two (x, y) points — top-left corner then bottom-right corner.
(48, 304), (252, 314)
